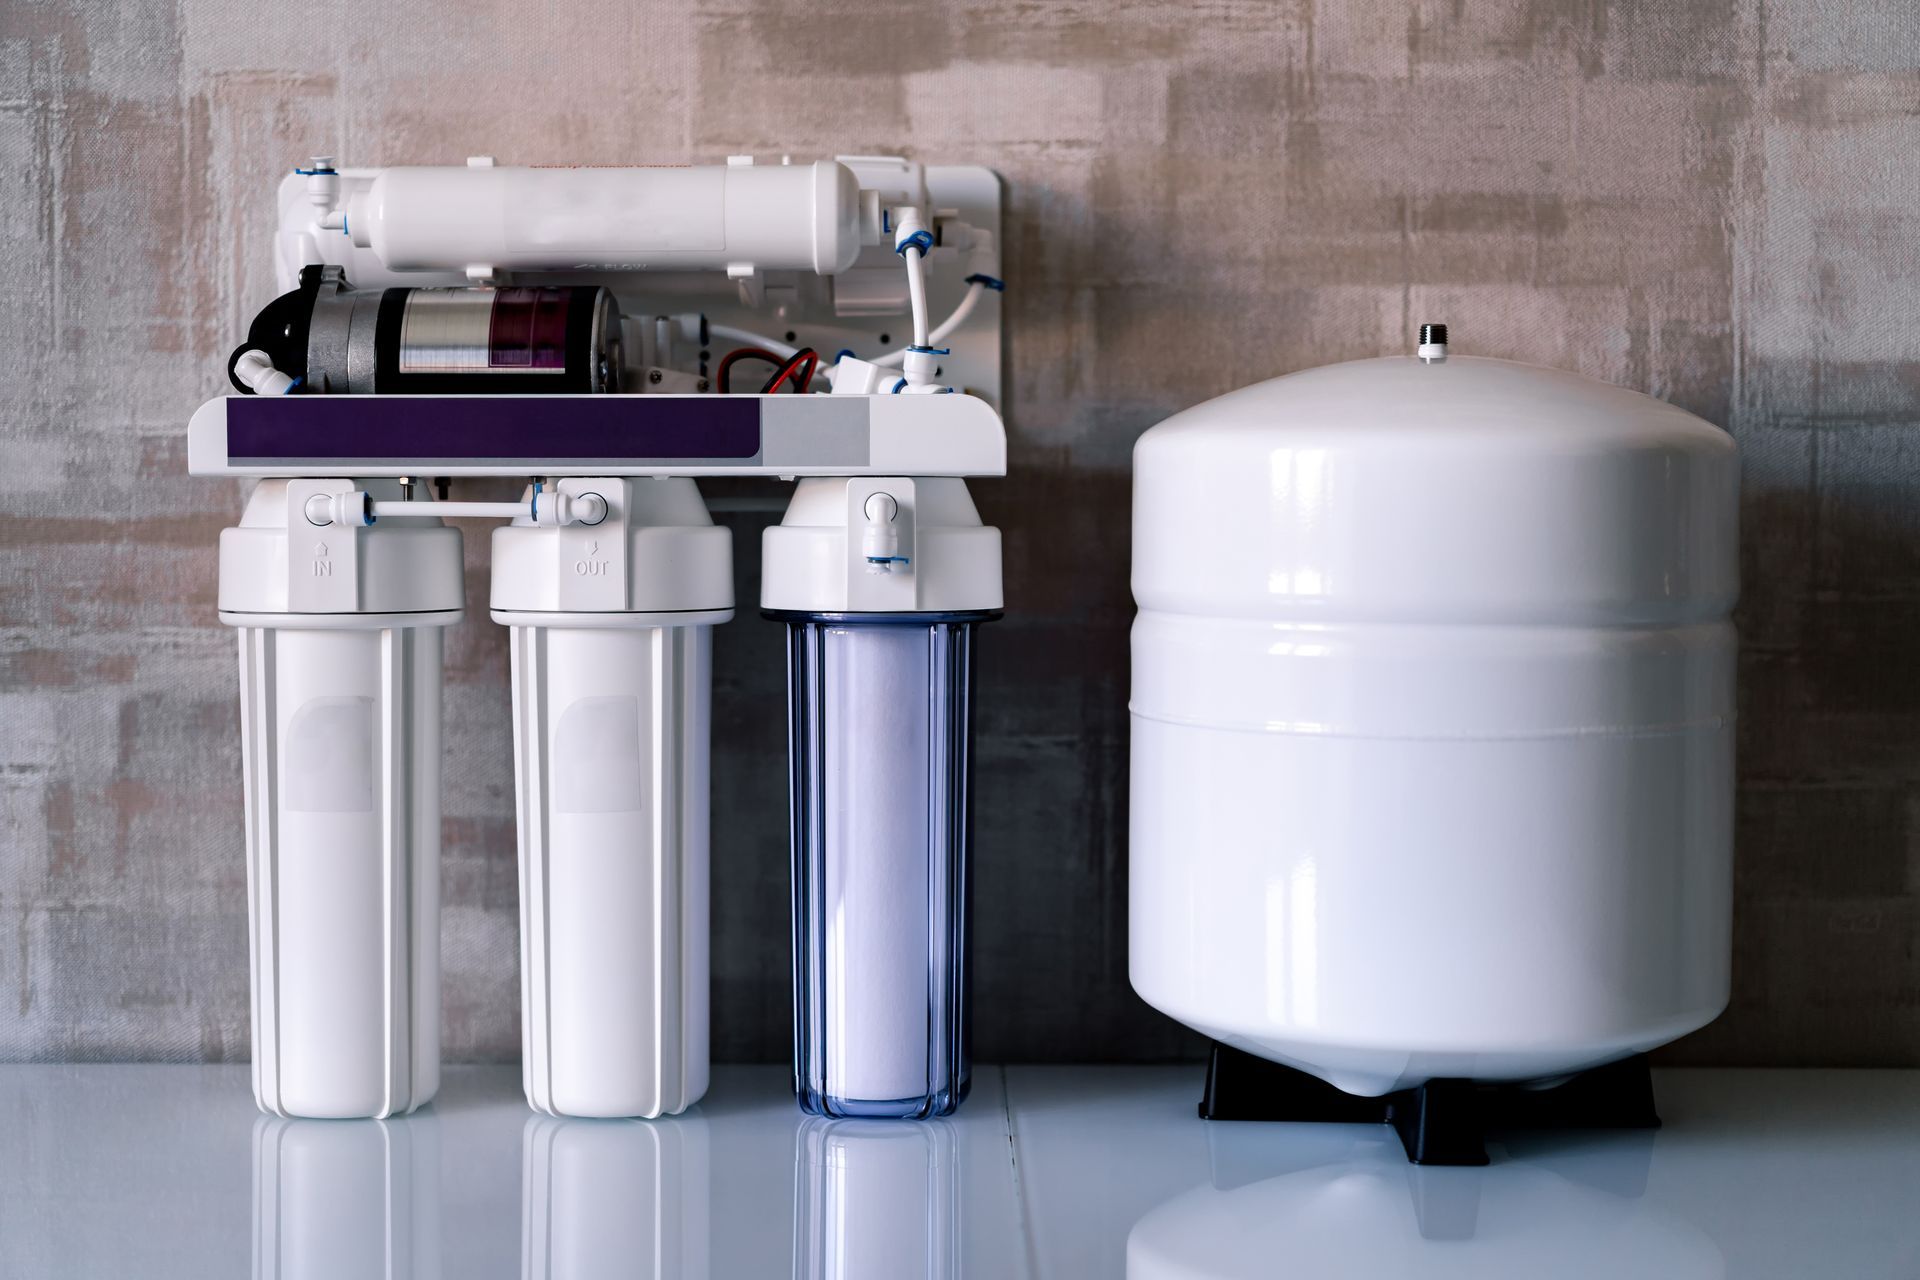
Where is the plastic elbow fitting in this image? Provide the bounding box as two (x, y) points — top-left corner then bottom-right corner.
(825, 356), (892, 396)
(234, 348), (298, 396)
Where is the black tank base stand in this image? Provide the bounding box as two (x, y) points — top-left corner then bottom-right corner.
(1198, 1042), (1660, 1167)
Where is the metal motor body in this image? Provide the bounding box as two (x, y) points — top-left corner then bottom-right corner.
(229, 265), (622, 395)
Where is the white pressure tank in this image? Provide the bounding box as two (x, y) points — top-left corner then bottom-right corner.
(1128, 329), (1739, 1098)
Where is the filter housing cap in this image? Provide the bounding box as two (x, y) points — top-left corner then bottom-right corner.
(218, 477), (463, 619)
(491, 477), (733, 617)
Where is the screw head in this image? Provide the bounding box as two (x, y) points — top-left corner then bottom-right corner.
(648, 369), (663, 384)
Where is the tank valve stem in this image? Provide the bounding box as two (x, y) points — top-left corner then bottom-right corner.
(1418, 323), (1448, 363)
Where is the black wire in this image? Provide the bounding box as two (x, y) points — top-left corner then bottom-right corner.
(716, 347), (784, 394)
(759, 348), (818, 395)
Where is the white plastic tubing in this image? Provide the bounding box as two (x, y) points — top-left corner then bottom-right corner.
(897, 212), (932, 350)
(872, 283), (984, 368)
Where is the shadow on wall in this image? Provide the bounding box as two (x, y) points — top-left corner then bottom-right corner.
(1671, 477), (1920, 1067)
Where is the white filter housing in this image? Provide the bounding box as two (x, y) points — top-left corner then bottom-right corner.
(1129, 350), (1740, 1097)
(493, 478), (732, 1118)
(221, 478), (462, 1119)
(346, 160), (870, 277)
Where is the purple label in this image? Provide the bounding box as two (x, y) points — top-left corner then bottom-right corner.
(227, 395), (762, 462)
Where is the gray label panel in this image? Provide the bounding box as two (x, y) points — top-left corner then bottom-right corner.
(762, 397), (870, 469)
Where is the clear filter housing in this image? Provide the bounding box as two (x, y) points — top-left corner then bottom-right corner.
(781, 612), (985, 1119)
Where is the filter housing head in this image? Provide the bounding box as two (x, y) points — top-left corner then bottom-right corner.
(218, 477), (464, 620)
(761, 476), (1002, 614)
(490, 477), (733, 618)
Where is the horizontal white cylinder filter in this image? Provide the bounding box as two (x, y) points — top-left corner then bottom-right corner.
(350, 162), (864, 276)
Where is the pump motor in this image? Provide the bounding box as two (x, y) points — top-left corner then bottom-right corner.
(228, 265), (622, 395)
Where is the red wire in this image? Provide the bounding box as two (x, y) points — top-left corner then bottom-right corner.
(715, 346), (785, 394)
(760, 348), (818, 395)
(716, 345), (818, 394)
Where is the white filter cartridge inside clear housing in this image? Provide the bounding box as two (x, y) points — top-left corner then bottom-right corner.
(823, 626), (934, 1104)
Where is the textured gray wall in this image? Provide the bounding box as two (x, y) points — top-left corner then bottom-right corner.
(2, 0), (1917, 1066)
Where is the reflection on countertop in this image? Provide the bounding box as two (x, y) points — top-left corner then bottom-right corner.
(1127, 1125), (1723, 1279)
(254, 1114), (443, 1280)
(522, 1111), (709, 1278)
(2, 1064), (1917, 1278)
(795, 1117), (962, 1280)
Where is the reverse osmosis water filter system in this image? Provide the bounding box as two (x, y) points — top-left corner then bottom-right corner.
(195, 152), (1738, 1168)
(194, 154), (1004, 1120)
(1129, 326), (1740, 1164)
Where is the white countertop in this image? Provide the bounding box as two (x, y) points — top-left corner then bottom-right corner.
(3, 1064), (1916, 1277)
